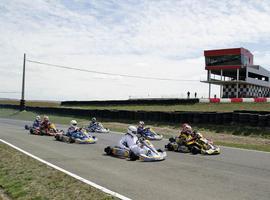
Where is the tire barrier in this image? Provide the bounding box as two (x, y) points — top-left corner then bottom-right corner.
(200, 98), (270, 103)
(0, 104), (269, 127)
(239, 113), (250, 124)
(61, 98), (200, 106)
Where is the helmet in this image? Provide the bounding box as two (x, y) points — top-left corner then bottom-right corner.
(92, 117), (96, 122)
(138, 121), (144, 127)
(127, 125), (137, 136)
(182, 123), (192, 132)
(43, 115), (49, 121)
(36, 115), (41, 120)
(70, 120), (77, 127)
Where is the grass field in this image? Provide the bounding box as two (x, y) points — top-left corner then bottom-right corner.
(1, 99), (270, 112)
(0, 99), (60, 107)
(0, 142), (117, 200)
(63, 102), (270, 112)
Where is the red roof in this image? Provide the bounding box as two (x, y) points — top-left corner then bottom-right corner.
(204, 47), (253, 57)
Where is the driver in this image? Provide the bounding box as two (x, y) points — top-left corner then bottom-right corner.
(40, 115), (51, 133)
(89, 117), (98, 128)
(179, 123), (202, 142)
(137, 121), (151, 137)
(67, 120), (79, 137)
(33, 115), (41, 128)
(119, 125), (148, 156)
(137, 121), (145, 135)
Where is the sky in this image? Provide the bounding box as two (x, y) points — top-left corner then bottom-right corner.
(1, 0), (270, 101)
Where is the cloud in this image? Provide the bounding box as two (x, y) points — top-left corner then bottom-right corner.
(0, 0), (269, 100)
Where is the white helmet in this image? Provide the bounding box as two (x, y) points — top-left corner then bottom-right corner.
(70, 120), (77, 127)
(127, 125), (137, 136)
(36, 115), (41, 120)
(139, 121), (144, 126)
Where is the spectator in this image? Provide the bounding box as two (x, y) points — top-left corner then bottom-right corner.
(195, 92), (197, 98)
(187, 91), (190, 99)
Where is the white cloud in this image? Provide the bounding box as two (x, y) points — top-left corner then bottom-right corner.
(0, 0), (269, 100)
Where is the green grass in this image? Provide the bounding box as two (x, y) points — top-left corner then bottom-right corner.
(0, 99), (60, 107)
(215, 141), (270, 152)
(0, 108), (270, 152)
(2, 99), (270, 112)
(0, 142), (117, 200)
(62, 102), (270, 112)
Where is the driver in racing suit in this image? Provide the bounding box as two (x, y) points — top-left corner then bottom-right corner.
(40, 115), (51, 134)
(137, 121), (152, 137)
(32, 115), (41, 129)
(66, 120), (79, 137)
(88, 117), (98, 129)
(119, 126), (149, 156)
(178, 123), (202, 143)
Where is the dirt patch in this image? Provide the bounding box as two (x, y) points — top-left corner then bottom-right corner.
(0, 187), (11, 200)
(101, 122), (270, 147)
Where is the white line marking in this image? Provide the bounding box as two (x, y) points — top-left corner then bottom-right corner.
(0, 138), (132, 200)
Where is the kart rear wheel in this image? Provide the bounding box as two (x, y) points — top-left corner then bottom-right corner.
(191, 146), (200, 155)
(169, 137), (176, 142)
(165, 143), (174, 151)
(104, 146), (112, 155)
(55, 134), (60, 141)
(68, 137), (75, 143)
(129, 151), (139, 161)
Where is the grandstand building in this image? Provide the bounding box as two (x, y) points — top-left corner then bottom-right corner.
(202, 48), (270, 98)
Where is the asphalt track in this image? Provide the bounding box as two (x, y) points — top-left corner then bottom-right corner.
(0, 118), (270, 200)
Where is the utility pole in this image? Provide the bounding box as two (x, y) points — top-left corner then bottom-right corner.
(20, 53), (26, 111)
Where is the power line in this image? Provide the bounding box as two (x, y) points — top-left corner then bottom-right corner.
(26, 59), (200, 82)
(0, 92), (20, 94)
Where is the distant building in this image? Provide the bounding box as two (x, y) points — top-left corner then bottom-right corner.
(202, 48), (270, 98)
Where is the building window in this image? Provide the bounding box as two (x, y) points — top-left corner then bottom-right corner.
(205, 55), (241, 66)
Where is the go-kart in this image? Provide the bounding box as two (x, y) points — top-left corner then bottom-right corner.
(25, 123), (63, 136)
(104, 138), (166, 161)
(165, 132), (220, 155)
(138, 127), (163, 140)
(55, 128), (98, 144)
(25, 124), (40, 135)
(87, 122), (110, 133)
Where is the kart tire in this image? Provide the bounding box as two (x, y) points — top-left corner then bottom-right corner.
(55, 134), (60, 141)
(69, 137), (75, 143)
(177, 145), (190, 153)
(157, 149), (163, 153)
(165, 143), (174, 151)
(25, 125), (29, 130)
(129, 151), (139, 161)
(29, 129), (34, 134)
(169, 137), (176, 143)
(104, 146), (112, 155)
(191, 146), (200, 155)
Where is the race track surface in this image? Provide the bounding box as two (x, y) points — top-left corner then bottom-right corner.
(0, 118), (270, 200)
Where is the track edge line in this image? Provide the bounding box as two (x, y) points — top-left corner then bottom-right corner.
(0, 138), (132, 200)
